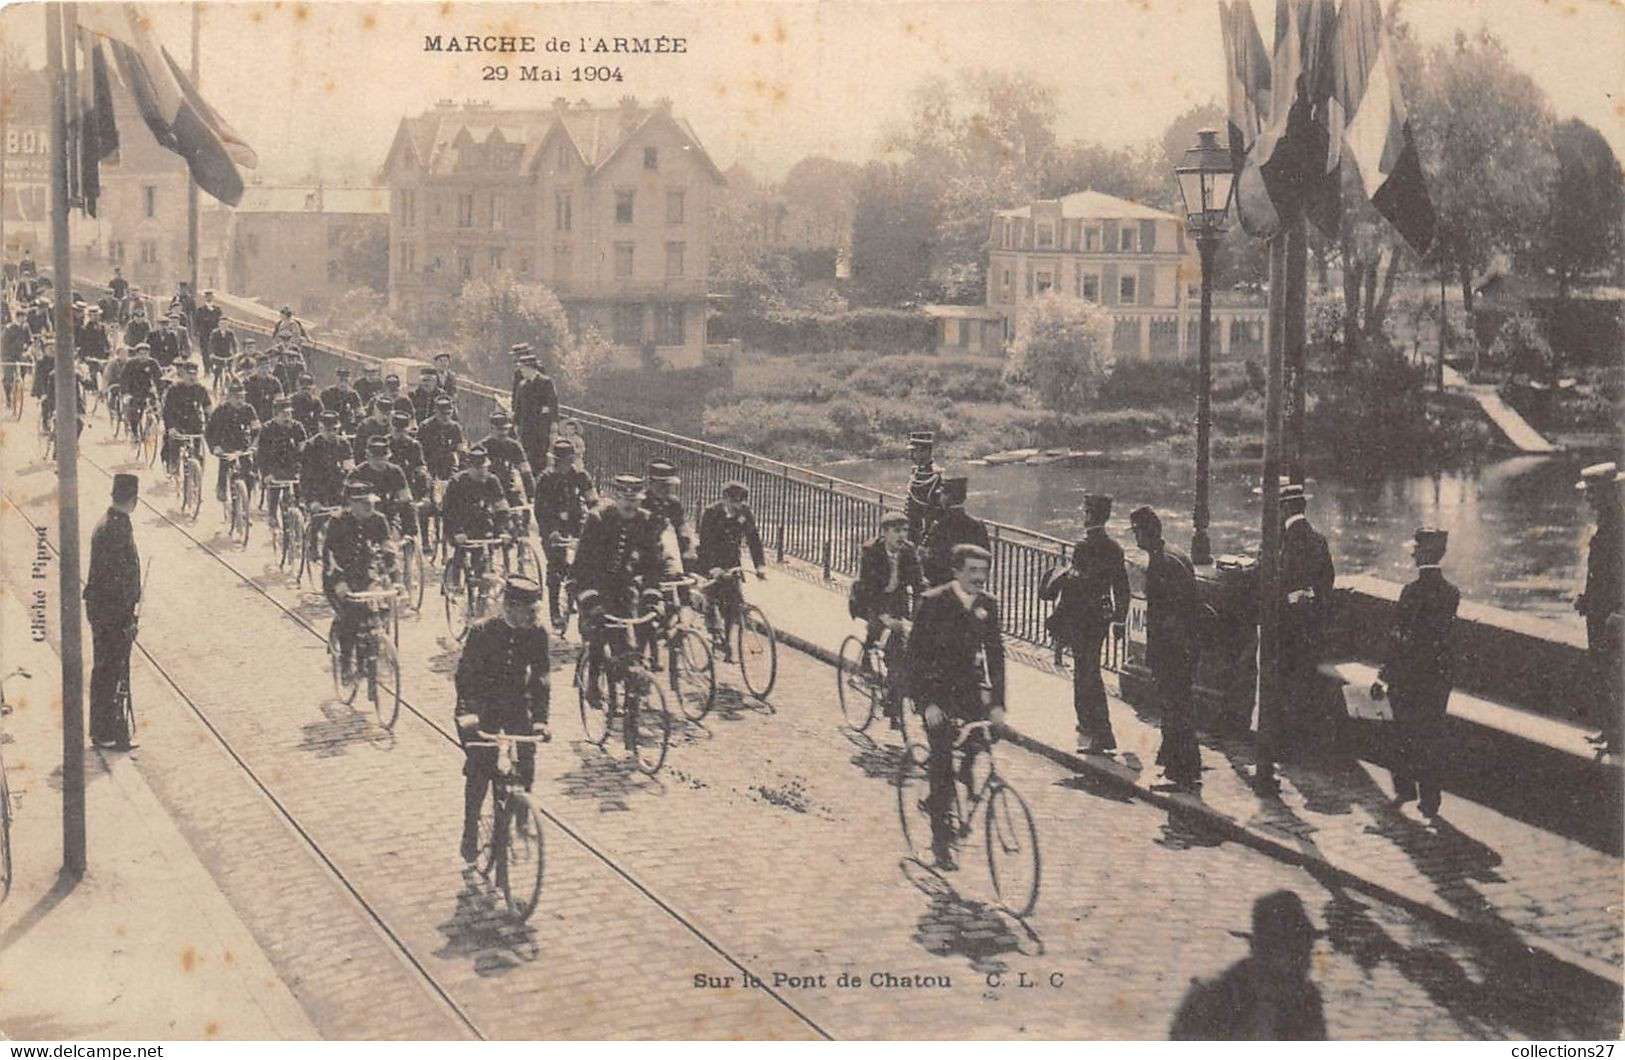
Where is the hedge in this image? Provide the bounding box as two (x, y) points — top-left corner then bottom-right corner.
(731, 308), (936, 355)
(1472, 299), (1623, 367)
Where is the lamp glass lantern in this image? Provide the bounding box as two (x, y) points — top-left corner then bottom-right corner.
(1175, 129), (1237, 235)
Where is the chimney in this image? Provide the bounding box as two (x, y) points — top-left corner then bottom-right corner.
(654, 97), (673, 115)
(552, 96), (569, 111)
(618, 95), (639, 129)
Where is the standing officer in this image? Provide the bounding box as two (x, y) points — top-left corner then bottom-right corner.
(921, 478), (990, 587)
(455, 576), (552, 862)
(1371, 528), (1458, 818)
(1040, 492), (1130, 755)
(906, 544), (1005, 871)
(1279, 481), (1335, 755)
(433, 351), (459, 400)
(1576, 463), (1623, 755)
(1131, 505), (1201, 792)
(320, 366), (363, 435)
(513, 350), (559, 476)
(905, 430), (943, 547)
(85, 473), (143, 750)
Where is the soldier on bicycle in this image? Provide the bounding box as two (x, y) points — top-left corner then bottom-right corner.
(257, 397), (309, 526)
(534, 438), (597, 631)
(442, 445), (511, 583)
(160, 360), (212, 476)
(347, 435), (414, 542)
(419, 395), (465, 484)
(205, 379), (261, 503)
(454, 576), (551, 862)
(907, 543), (1006, 871)
(323, 482), (396, 685)
(320, 366), (363, 435)
(300, 411), (354, 512)
(574, 474), (666, 704)
(386, 410), (431, 551)
(480, 410), (535, 507)
(695, 481), (767, 661)
(642, 460), (695, 572)
(290, 372), (324, 435)
(120, 341), (162, 437)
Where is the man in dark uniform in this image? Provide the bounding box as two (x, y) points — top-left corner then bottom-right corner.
(1576, 463), (1623, 754)
(410, 366), (442, 425)
(205, 380), (260, 503)
(97, 292), (121, 328)
(120, 342), (162, 437)
(274, 344), (308, 397)
(513, 350), (559, 476)
(352, 397), (394, 458)
(257, 397), (308, 527)
(905, 430), (943, 547)
(921, 478), (990, 587)
(443, 445), (510, 547)
(108, 266), (129, 307)
(433, 351), (459, 400)
(168, 312), (193, 363)
(149, 314), (181, 368)
(354, 364), (383, 409)
(206, 321), (238, 392)
(160, 360), (212, 476)
(1170, 890), (1326, 1040)
(534, 438), (597, 630)
(420, 395), (465, 484)
(481, 410), (536, 507)
(320, 366), (363, 435)
(907, 543), (1005, 871)
(454, 576), (552, 861)
(300, 411), (354, 510)
(575, 475), (668, 713)
(193, 290), (222, 353)
(243, 356), (285, 425)
(1040, 492), (1130, 754)
(85, 474), (143, 749)
(289, 373), (323, 435)
(1279, 482), (1336, 756)
(77, 305), (110, 389)
(696, 480), (768, 656)
(2, 308), (31, 397)
(642, 459), (693, 574)
(322, 482), (396, 682)
(854, 510), (924, 725)
(386, 410), (431, 549)
(171, 281), (196, 332)
(347, 435), (414, 541)
(123, 305), (151, 352)
(377, 372), (415, 422)
(1371, 527), (1459, 818)
(1132, 505), (1201, 791)
(270, 305), (309, 347)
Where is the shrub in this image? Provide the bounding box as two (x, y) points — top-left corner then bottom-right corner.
(1489, 312), (1557, 384)
(1004, 295), (1112, 412)
(847, 355), (1016, 403)
(733, 307), (935, 355)
(346, 310), (410, 359)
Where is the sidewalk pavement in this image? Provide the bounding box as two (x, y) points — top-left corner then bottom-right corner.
(0, 590), (319, 1041)
(746, 559), (1624, 985)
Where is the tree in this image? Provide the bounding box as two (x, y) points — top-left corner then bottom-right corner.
(1541, 119), (1624, 299)
(779, 155), (860, 249)
(335, 220), (390, 293)
(849, 160), (934, 306)
(1004, 294), (1112, 412)
(451, 272), (571, 387)
(346, 310), (410, 359)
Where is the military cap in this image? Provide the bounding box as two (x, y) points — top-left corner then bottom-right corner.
(390, 411), (412, 427)
(490, 410), (512, 425)
(179, 360), (200, 372)
(346, 482), (378, 502)
(1082, 492), (1113, 524)
(203, 289), (214, 296)
(365, 436), (390, 452)
(320, 411), (340, 425)
(85, 305), (101, 315)
(227, 380), (246, 394)
(298, 373), (314, 385)
(646, 460), (679, 483)
(502, 576), (543, 604)
(111, 473), (140, 502)
(940, 477), (969, 506)
(879, 510), (909, 529)
(722, 480), (750, 500)
(552, 438), (577, 456)
(1405, 527), (1449, 557)
(433, 351), (451, 362)
(132, 342), (151, 352)
(364, 364), (381, 373)
(611, 473), (646, 494)
(465, 445), (490, 462)
(334, 366), (351, 377)
(908, 431), (935, 447)
(384, 373), (400, 385)
(1277, 479), (1312, 503)
(433, 395), (454, 409)
(510, 342), (532, 357)
(1576, 462), (1622, 490)
(274, 396), (293, 410)
(420, 366), (438, 377)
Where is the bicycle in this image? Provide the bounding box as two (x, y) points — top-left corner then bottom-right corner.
(442, 536), (505, 640)
(1, 667), (31, 901)
(104, 381), (123, 436)
(128, 393), (160, 467)
(463, 727), (548, 922)
(391, 505), (427, 613)
(545, 532), (578, 634)
(652, 576), (716, 722)
(696, 567), (778, 698)
(2, 360), (26, 421)
(168, 432), (206, 521)
(575, 606), (672, 775)
(838, 619), (919, 748)
(328, 585), (402, 730)
(500, 503), (541, 578)
(298, 504), (342, 588)
(265, 479), (304, 573)
(895, 718), (1040, 917)
(218, 451), (254, 548)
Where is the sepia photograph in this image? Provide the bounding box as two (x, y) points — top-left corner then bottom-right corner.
(0, 0), (1621, 1043)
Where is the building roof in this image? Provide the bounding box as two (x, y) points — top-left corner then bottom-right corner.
(234, 186), (389, 215)
(384, 99), (725, 184)
(994, 190), (1179, 223)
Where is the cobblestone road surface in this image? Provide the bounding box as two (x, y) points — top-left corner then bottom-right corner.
(4, 418), (1619, 1040)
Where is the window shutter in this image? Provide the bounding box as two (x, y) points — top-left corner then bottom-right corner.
(1140, 220), (1157, 253)
(1139, 265), (1156, 307)
(1103, 263), (1119, 306)
(1102, 220), (1119, 254)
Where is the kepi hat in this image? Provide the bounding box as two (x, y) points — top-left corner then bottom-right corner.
(503, 576), (543, 605)
(1405, 526), (1449, 558)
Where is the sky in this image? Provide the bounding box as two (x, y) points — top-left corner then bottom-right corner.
(3, 0), (1622, 185)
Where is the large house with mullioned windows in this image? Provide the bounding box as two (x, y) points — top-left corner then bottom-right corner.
(924, 189), (1268, 361)
(382, 96), (725, 366)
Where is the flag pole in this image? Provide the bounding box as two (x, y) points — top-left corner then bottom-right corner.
(186, 4), (200, 297)
(1254, 218), (1292, 796)
(1285, 217), (1308, 484)
(47, 0), (87, 877)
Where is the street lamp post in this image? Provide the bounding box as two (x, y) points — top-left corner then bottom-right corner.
(1175, 130), (1237, 568)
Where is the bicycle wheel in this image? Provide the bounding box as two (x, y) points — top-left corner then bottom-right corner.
(669, 627), (716, 722)
(281, 510), (305, 572)
(499, 793), (546, 922)
(142, 419), (160, 467)
(182, 458), (203, 521)
(402, 538), (425, 611)
(736, 604), (778, 698)
(373, 637), (401, 730)
(836, 635), (880, 732)
(899, 703), (928, 765)
(630, 677), (672, 776)
(231, 480), (252, 548)
(895, 748), (937, 864)
(441, 562), (460, 635)
(329, 623), (359, 705)
(985, 780), (1041, 918)
(576, 648), (613, 746)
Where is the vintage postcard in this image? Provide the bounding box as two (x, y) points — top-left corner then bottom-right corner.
(0, 0), (1621, 1044)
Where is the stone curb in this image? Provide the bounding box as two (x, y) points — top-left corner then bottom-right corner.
(769, 623), (1622, 992)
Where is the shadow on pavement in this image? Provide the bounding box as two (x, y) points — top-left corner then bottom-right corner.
(554, 741), (665, 811)
(433, 869), (540, 977)
(902, 858), (1044, 974)
(297, 702), (374, 758)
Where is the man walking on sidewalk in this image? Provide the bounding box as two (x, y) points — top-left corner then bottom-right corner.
(1279, 482), (1335, 757)
(1576, 462), (1623, 755)
(1371, 527), (1459, 818)
(1040, 492), (1129, 755)
(85, 474), (143, 750)
(1131, 505), (1201, 791)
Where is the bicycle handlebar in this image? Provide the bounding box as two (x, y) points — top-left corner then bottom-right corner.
(469, 729), (551, 745)
(456, 536), (508, 548)
(602, 609), (663, 629)
(953, 718), (997, 749)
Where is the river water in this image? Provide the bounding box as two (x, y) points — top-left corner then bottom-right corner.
(818, 450), (1612, 633)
